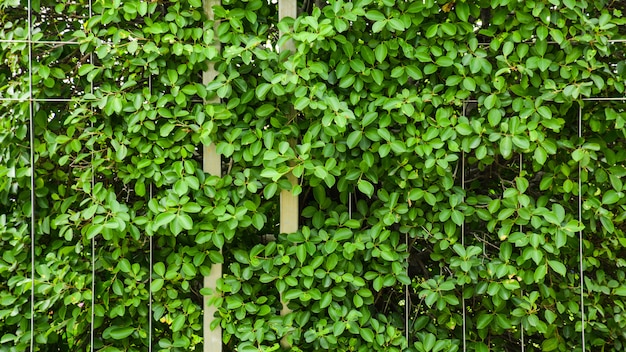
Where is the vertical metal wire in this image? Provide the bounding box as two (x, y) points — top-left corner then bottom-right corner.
(405, 231), (410, 347)
(348, 192), (352, 219)
(88, 1), (96, 350)
(578, 104), (586, 350)
(90, 232), (95, 351)
(28, 0), (36, 349)
(519, 153), (525, 352)
(148, 76), (153, 352)
(149, 182), (153, 352)
(461, 102), (467, 352)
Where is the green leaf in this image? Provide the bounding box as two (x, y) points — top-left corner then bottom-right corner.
(484, 94), (497, 109)
(151, 278), (164, 292)
(534, 264), (547, 282)
(537, 106), (552, 119)
(476, 313), (494, 330)
(365, 10), (385, 21)
(346, 130), (362, 149)
(500, 136), (513, 159)
(154, 212), (176, 230)
(105, 326), (135, 340)
(602, 190), (622, 205)
(256, 104), (275, 117)
(86, 224), (104, 239)
(440, 23), (456, 36)
(78, 64), (95, 76)
(462, 77), (476, 91)
(171, 314), (185, 332)
(178, 213), (193, 230)
(435, 56), (454, 67)
(475, 342), (489, 352)
(456, 2), (469, 21)
(154, 262), (165, 277)
(357, 179), (374, 197)
(360, 328), (374, 343)
(614, 287), (626, 296)
(255, 83), (272, 99)
(118, 258), (131, 273)
(534, 146), (547, 165)
(548, 260), (566, 276)
(375, 44), (388, 63)
(542, 338), (559, 351)
(425, 24), (438, 38)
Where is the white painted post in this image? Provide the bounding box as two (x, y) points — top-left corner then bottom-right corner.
(278, 0), (299, 347)
(202, 0), (222, 351)
(278, 0), (299, 250)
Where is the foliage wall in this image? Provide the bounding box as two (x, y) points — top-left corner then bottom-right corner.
(2, 0), (626, 351)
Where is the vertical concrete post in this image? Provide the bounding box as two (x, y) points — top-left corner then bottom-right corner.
(202, 0), (222, 351)
(278, 0), (299, 346)
(278, 0), (299, 246)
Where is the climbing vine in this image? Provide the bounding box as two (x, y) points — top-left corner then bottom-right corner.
(2, 0), (626, 351)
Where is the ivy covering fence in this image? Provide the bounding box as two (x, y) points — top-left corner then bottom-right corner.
(2, 0), (626, 351)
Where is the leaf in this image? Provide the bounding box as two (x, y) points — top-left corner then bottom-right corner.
(78, 64), (95, 76)
(602, 190), (621, 205)
(512, 135), (530, 150)
(614, 287), (626, 296)
(425, 24), (438, 38)
(537, 106), (552, 119)
(365, 10), (385, 21)
(500, 136), (513, 159)
(462, 77), (476, 91)
(484, 94), (497, 109)
(178, 213), (193, 230)
(534, 264), (547, 282)
(375, 44), (388, 63)
(118, 258), (131, 273)
(360, 328), (374, 343)
(534, 146), (547, 165)
(256, 104), (275, 117)
(151, 279), (164, 292)
(86, 224), (104, 239)
(436, 56), (454, 67)
(455, 122), (472, 135)
(171, 314), (186, 332)
(105, 326), (135, 340)
(255, 83), (272, 100)
(357, 179), (374, 197)
(455, 2), (469, 21)
(154, 262), (165, 277)
(542, 338), (559, 351)
(260, 168), (282, 181)
(154, 212), (176, 230)
(476, 313), (494, 330)
(422, 333), (435, 351)
(548, 260), (566, 276)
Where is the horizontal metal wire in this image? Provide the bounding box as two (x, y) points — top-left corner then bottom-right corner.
(2, 97), (625, 104)
(0, 98), (78, 102)
(477, 38), (626, 46)
(464, 97), (626, 104)
(1, 38), (626, 47)
(0, 97), (206, 103)
(0, 39), (79, 45)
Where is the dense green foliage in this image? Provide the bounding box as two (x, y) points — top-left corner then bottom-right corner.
(2, 0), (626, 351)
